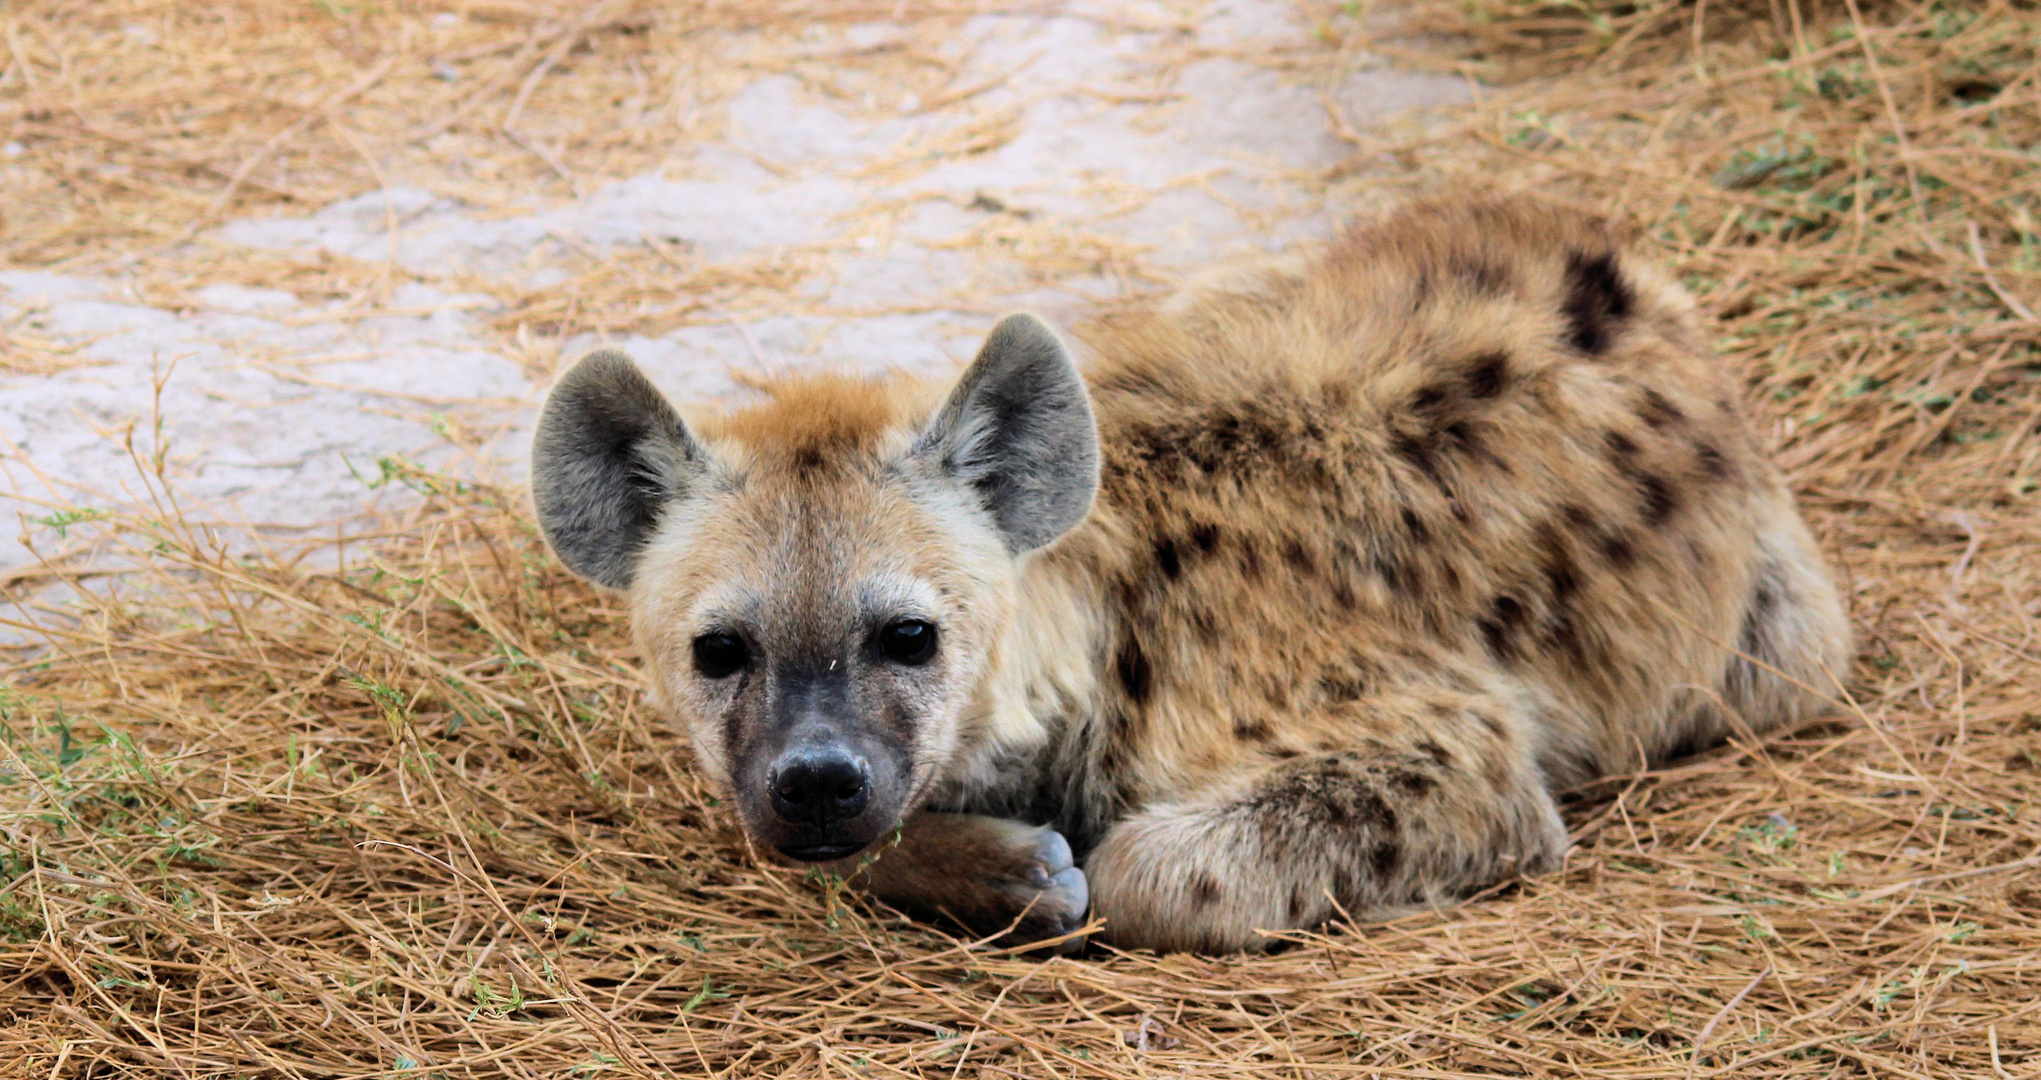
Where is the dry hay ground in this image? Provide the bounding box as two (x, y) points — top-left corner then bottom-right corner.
(5, 1), (2041, 1077)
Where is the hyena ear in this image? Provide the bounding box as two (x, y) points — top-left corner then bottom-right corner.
(531, 349), (705, 590)
(912, 313), (1100, 554)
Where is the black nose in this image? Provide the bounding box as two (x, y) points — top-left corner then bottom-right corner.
(768, 749), (870, 826)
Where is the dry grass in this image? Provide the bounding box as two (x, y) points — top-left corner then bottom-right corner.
(0, 0), (1031, 264)
(6, 0), (2041, 1076)
(0, 0), (1079, 355)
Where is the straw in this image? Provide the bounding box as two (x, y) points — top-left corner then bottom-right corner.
(5, 1), (2041, 1076)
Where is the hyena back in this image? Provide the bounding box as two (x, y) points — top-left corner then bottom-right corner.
(531, 196), (1850, 953)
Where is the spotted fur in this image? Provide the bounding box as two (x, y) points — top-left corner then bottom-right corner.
(532, 195), (1851, 953)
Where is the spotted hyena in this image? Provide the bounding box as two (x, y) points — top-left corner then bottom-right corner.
(530, 196), (1850, 953)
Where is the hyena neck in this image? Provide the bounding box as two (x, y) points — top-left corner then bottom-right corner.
(940, 546), (1110, 818)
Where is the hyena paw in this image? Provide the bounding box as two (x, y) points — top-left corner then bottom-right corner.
(990, 827), (1089, 951)
(865, 815), (1091, 953)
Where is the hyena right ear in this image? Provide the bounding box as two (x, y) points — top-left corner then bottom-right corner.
(531, 349), (705, 590)
(911, 313), (1100, 554)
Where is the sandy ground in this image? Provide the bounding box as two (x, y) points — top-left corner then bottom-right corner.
(0, 0), (1469, 578)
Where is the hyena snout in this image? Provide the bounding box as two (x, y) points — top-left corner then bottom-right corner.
(744, 722), (909, 864)
(768, 747), (871, 829)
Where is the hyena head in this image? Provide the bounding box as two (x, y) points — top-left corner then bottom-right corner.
(530, 315), (1098, 862)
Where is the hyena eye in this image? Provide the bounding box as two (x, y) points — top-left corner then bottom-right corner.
(878, 620), (938, 666)
(692, 633), (749, 679)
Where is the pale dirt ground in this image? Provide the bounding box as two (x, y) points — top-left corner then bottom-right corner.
(0, 0), (1470, 580)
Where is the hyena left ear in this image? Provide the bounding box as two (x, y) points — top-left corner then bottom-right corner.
(912, 313), (1100, 554)
(531, 349), (706, 590)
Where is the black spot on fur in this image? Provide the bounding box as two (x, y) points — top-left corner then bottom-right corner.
(1479, 595), (1529, 660)
(1389, 769), (1436, 797)
(1154, 537), (1182, 580)
(1282, 538), (1315, 575)
(1410, 384), (1451, 414)
(1190, 873), (1223, 911)
(1603, 427), (1682, 525)
(1443, 420), (1478, 453)
(1116, 638), (1153, 705)
(1392, 433), (1441, 483)
(1694, 439), (1730, 480)
(1464, 351), (1510, 399)
(1477, 617), (1507, 658)
(1602, 530), (1638, 568)
(1400, 506), (1430, 544)
(1331, 579), (1357, 610)
(791, 447), (826, 473)
(1234, 716), (1274, 742)
(1370, 840), (1403, 876)
(1637, 472), (1679, 525)
(1638, 387), (1686, 429)
(1536, 523), (1582, 605)
(1561, 249), (1634, 356)
(1190, 523), (1221, 552)
(1287, 892), (1308, 921)
(1443, 420), (1507, 473)
(1372, 551), (1405, 593)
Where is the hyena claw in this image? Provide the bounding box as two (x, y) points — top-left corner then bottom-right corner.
(996, 831), (1088, 952)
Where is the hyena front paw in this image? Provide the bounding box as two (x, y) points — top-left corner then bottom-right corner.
(987, 827), (1089, 952)
(853, 814), (1092, 954)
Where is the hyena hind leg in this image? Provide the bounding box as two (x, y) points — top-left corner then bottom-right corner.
(1085, 697), (1567, 953)
(1721, 501), (1853, 736)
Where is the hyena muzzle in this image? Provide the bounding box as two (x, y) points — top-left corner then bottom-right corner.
(530, 196), (1851, 953)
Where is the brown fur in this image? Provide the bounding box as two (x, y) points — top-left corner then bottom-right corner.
(574, 196), (1850, 952)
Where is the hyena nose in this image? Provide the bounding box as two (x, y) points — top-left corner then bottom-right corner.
(768, 749), (870, 826)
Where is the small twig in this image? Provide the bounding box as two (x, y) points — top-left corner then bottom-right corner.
(1967, 220), (2038, 322)
(1942, 511), (1981, 610)
(506, 126), (581, 195)
(1685, 967), (1771, 1080)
